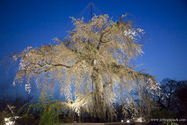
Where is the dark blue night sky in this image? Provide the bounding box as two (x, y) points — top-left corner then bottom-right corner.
(0, 0), (187, 101)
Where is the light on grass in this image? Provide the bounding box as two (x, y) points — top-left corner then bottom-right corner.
(5, 121), (15, 125)
(14, 116), (22, 119)
(127, 120), (130, 123)
(137, 117), (142, 122)
(4, 118), (8, 122)
(121, 120), (124, 122)
(4, 117), (15, 125)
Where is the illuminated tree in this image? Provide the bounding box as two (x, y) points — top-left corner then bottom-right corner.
(2, 14), (159, 121)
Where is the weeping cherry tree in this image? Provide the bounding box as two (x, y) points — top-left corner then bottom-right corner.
(2, 14), (160, 122)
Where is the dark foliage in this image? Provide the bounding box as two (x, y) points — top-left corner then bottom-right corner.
(0, 91), (33, 114)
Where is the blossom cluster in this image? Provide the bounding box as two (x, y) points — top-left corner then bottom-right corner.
(123, 28), (145, 39)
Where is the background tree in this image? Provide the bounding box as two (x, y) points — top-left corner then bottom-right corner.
(1, 14), (159, 122)
(150, 79), (185, 110)
(150, 78), (187, 123)
(0, 91), (33, 124)
(0, 91), (33, 115)
(172, 80), (187, 119)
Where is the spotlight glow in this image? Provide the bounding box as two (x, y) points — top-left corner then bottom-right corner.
(137, 117), (142, 122)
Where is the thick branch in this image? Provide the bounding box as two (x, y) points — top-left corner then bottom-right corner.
(23, 62), (72, 75)
(99, 15), (126, 44)
(103, 82), (111, 90)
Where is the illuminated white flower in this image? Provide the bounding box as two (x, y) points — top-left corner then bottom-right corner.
(137, 28), (145, 34)
(123, 29), (136, 39)
(25, 83), (31, 93)
(13, 55), (17, 61)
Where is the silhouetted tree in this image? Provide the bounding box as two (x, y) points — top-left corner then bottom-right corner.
(0, 91), (33, 115)
(0, 91), (33, 124)
(150, 78), (187, 120)
(174, 80), (187, 119)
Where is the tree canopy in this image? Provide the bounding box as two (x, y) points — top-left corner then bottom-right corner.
(2, 14), (160, 121)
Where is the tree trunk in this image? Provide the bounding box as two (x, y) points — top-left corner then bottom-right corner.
(94, 73), (106, 122)
(79, 107), (82, 123)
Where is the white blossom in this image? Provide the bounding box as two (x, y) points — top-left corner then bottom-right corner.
(123, 28), (145, 39)
(137, 28), (145, 34)
(123, 29), (137, 39)
(25, 83), (31, 93)
(13, 55), (17, 61)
